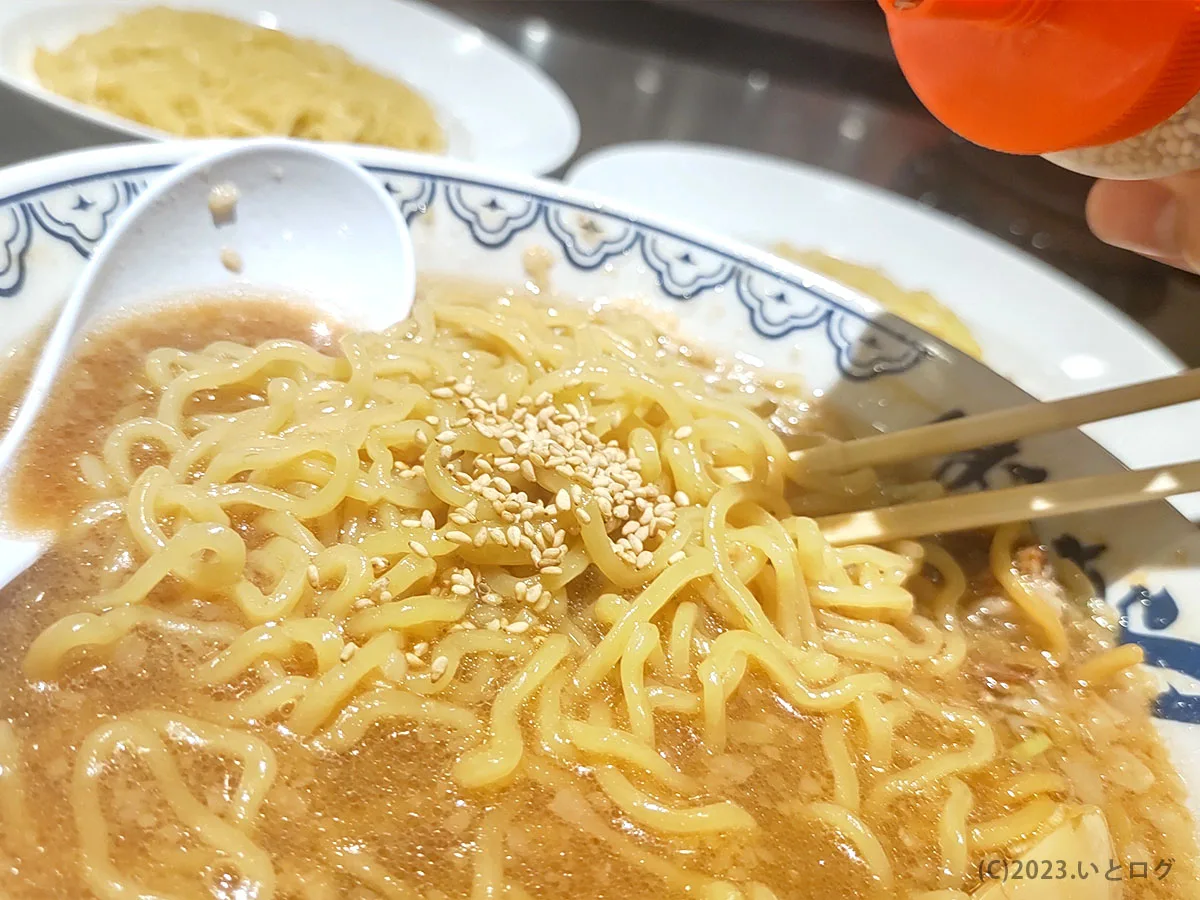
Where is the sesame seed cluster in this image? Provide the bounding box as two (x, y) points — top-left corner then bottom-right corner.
(426, 375), (688, 571)
(312, 372), (694, 677)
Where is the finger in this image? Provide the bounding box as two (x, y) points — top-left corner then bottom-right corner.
(1160, 171), (1200, 272)
(1086, 179), (1180, 259)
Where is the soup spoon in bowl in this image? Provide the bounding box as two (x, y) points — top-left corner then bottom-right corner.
(0, 138), (416, 585)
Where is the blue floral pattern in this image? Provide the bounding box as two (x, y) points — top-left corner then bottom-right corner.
(0, 163), (932, 380)
(543, 207), (638, 270)
(444, 183), (542, 248)
(735, 269), (829, 336)
(30, 178), (145, 258)
(639, 234), (736, 299)
(0, 204), (33, 297)
(382, 174), (435, 224)
(826, 310), (926, 380)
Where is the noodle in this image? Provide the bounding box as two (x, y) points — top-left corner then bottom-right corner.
(34, 8), (445, 153)
(0, 282), (1193, 899)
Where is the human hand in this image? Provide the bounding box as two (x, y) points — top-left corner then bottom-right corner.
(1087, 174), (1200, 273)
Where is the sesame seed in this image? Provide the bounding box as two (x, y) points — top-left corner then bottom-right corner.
(405, 652), (425, 667)
(555, 488), (571, 511)
(526, 583), (543, 605)
(307, 564), (320, 587)
(431, 656), (449, 677)
(353, 597), (373, 610)
(506, 620), (531, 634)
(451, 584), (472, 596)
(437, 430), (458, 444)
(541, 565), (563, 576)
(473, 529), (489, 548)
(674, 425), (693, 439)
(380, 590), (394, 603)
(446, 530), (472, 545)
(431, 387), (454, 399)
(340, 642), (358, 662)
(668, 550), (686, 565)
(413, 642), (429, 656)
(424, 415), (440, 425)
(487, 619), (502, 631)
(409, 540), (430, 558)
(577, 508), (592, 524)
(635, 550), (654, 569)
(402, 518), (421, 528)
(421, 510), (436, 529)
(507, 525), (522, 547)
(499, 438), (517, 455)
(674, 491), (690, 506)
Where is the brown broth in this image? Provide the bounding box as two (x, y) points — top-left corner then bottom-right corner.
(0, 287), (1195, 900)
(0, 296), (340, 531)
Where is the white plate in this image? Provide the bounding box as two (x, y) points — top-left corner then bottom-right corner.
(0, 0), (579, 175)
(567, 141), (1200, 518)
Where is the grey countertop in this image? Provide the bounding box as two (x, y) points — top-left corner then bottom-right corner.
(2, 0), (1196, 364)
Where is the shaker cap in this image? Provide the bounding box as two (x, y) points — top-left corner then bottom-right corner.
(880, 0), (1200, 153)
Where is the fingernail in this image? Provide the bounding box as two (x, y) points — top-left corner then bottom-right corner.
(1087, 180), (1181, 257)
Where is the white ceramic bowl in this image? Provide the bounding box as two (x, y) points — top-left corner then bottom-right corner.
(1, 141), (1198, 825)
(0, 0), (580, 174)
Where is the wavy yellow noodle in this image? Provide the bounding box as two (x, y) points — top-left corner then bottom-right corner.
(0, 284), (1193, 899)
(34, 8), (444, 153)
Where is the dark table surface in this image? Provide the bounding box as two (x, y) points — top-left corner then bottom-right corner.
(2, 0), (1195, 364)
(437, 0), (1200, 368)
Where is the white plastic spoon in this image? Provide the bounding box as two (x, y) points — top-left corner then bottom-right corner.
(0, 138), (415, 586)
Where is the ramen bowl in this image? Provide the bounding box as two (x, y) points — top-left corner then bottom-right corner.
(0, 140), (1197, 882)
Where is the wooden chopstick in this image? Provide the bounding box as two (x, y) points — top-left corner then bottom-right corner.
(816, 460), (1200, 545)
(791, 368), (1200, 474)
